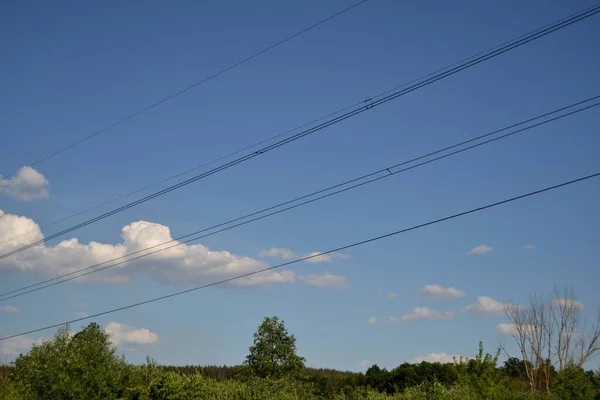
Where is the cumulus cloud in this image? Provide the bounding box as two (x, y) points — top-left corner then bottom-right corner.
(105, 322), (159, 345)
(1, 305), (21, 314)
(300, 271), (348, 288)
(0, 336), (37, 357)
(0, 322), (157, 359)
(258, 248), (295, 260)
(413, 352), (465, 364)
(551, 298), (584, 310)
(0, 209), (294, 288)
(496, 323), (519, 336)
(496, 323), (537, 336)
(0, 166), (50, 201)
(464, 296), (505, 315)
(386, 292), (398, 300)
(389, 307), (454, 323)
(467, 245), (493, 255)
(524, 244), (536, 250)
(423, 284), (465, 300)
(259, 248), (349, 264)
(303, 251), (349, 264)
(367, 317), (378, 325)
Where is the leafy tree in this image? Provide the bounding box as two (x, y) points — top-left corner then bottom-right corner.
(588, 369), (600, 400)
(389, 363), (418, 391)
(0, 354), (11, 390)
(365, 364), (393, 393)
(555, 364), (595, 400)
(12, 323), (128, 400)
(244, 316), (305, 378)
(386, 362), (458, 392)
(455, 341), (502, 398)
(502, 357), (529, 380)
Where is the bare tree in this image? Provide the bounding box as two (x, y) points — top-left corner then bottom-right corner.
(504, 285), (600, 392)
(550, 286), (600, 367)
(504, 302), (535, 391)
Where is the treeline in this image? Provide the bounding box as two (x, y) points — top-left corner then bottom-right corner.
(146, 348), (600, 399)
(1, 319), (599, 399)
(162, 364), (357, 381)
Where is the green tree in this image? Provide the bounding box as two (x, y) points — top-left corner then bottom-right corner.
(12, 323), (128, 400)
(455, 341), (502, 398)
(365, 364), (393, 393)
(244, 316), (305, 379)
(555, 364), (595, 400)
(589, 369), (600, 400)
(502, 357), (529, 380)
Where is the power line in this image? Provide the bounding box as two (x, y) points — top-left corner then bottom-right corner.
(2, 171), (598, 341)
(0, 0), (371, 180)
(2, 96), (597, 302)
(1, 5), (598, 262)
(4, 3), (595, 248)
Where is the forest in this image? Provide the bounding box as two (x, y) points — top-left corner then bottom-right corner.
(1, 306), (599, 400)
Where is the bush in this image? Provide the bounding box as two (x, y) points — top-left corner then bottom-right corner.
(555, 364), (595, 400)
(11, 324), (128, 400)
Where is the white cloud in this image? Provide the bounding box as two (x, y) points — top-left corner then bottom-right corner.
(413, 352), (465, 364)
(496, 323), (537, 336)
(467, 244), (493, 255)
(300, 271), (348, 288)
(464, 296), (505, 315)
(0, 335), (47, 359)
(258, 248), (349, 264)
(303, 251), (349, 264)
(105, 322), (159, 345)
(496, 323), (518, 336)
(524, 244), (536, 250)
(551, 298), (584, 310)
(76, 312), (88, 318)
(0, 336), (35, 357)
(0, 322), (158, 359)
(1, 305), (21, 314)
(0, 166), (50, 201)
(259, 247), (295, 260)
(367, 317), (378, 325)
(360, 360), (371, 368)
(0, 209), (294, 288)
(389, 307), (454, 323)
(386, 292), (398, 300)
(423, 284), (465, 300)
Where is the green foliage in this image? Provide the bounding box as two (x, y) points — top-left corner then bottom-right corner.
(10, 323), (127, 400)
(365, 364), (393, 393)
(554, 364), (595, 400)
(244, 316), (305, 379)
(162, 363), (237, 379)
(1, 318), (596, 400)
(122, 363), (318, 400)
(0, 364), (12, 391)
(503, 357), (529, 380)
(391, 362), (458, 390)
(397, 381), (479, 400)
(363, 360), (458, 394)
(455, 341), (503, 398)
(591, 369), (600, 400)
(301, 367), (365, 398)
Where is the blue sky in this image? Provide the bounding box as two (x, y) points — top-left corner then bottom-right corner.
(0, 0), (599, 371)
